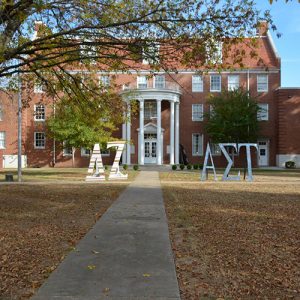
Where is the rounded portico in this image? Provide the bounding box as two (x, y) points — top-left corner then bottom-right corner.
(120, 79), (182, 165)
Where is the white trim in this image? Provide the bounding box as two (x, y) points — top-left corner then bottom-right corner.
(267, 30), (281, 60)
(34, 132), (46, 149)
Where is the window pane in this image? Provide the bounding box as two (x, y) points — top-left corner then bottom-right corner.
(34, 104), (45, 121)
(0, 131), (6, 149)
(210, 75), (221, 92)
(257, 74), (268, 92)
(257, 103), (269, 121)
(192, 133), (203, 156)
(228, 75), (239, 90)
(192, 75), (203, 92)
(154, 75), (165, 88)
(137, 76), (147, 88)
(144, 101), (157, 119)
(100, 75), (110, 87)
(34, 132), (45, 148)
(192, 104), (203, 121)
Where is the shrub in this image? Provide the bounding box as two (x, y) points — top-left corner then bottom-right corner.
(133, 164), (139, 171)
(198, 164), (203, 170)
(193, 164), (199, 170)
(123, 164), (128, 170)
(104, 165), (108, 170)
(172, 164), (177, 171)
(179, 164), (185, 170)
(285, 161), (296, 169)
(187, 164), (192, 170)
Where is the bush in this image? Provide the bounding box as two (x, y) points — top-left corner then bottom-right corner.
(104, 165), (108, 170)
(198, 164), (203, 170)
(133, 164), (139, 171)
(179, 164), (185, 170)
(172, 164), (177, 171)
(285, 161), (296, 169)
(187, 164), (192, 170)
(123, 164), (128, 170)
(193, 164), (199, 170)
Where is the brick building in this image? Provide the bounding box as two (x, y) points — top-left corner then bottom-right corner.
(1, 26), (300, 169)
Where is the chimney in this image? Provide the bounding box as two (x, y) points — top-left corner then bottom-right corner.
(256, 21), (268, 37)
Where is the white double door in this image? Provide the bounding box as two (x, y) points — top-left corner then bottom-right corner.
(258, 140), (269, 166)
(144, 139), (157, 164)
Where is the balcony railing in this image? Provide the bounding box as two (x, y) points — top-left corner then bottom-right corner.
(122, 81), (182, 93)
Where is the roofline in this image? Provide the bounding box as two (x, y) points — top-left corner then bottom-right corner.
(276, 87), (300, 90)
(267, 30), (281, 61)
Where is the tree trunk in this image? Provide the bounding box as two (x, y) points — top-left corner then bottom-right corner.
(72, 147), (75, 168)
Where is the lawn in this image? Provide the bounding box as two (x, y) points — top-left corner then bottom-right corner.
(0, 168), (137, 299)
(0, 167), (138, 182)
(161, 171), (300, 299)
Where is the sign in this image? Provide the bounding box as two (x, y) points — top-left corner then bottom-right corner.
(201, 143), (258, 182)
(86, 141), (127, 181)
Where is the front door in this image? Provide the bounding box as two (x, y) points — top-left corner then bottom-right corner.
(145, 140), (157, 164)
(258, 140), (269, 166)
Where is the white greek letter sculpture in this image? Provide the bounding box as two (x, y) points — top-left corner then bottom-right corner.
(238, 143), (258, 182)
(219, 143), (241, 181)
(107, 141), (128, 180)
(85, 143), (105, 181)
(201, 143), (217, 181)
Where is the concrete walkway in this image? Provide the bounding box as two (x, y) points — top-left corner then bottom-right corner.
(32, 171), (180, 300)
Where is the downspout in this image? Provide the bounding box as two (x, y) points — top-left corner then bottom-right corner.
(53, 101), (56, 166)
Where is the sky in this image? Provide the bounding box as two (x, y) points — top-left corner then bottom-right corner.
(257, 1), (300, 87)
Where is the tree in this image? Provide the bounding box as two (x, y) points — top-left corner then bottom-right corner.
(205, 89), (260, 165)
(46, 79), (126, 167)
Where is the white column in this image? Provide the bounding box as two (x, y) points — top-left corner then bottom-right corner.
(126, 102), (131, 165)
(175, 102), (180, 164)
(122, 111), (127, 164)
(157, 99), (162, 165)
(139, 99), (145, 165)
(170, 101), (175, 165)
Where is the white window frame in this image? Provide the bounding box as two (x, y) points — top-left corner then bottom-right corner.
(210, 75), (221, 92)
(154, 75), (165, 88)
(142, 43), (160, 65)
(228, 75), (240, 91)
(206, 41), (223, 64)
(257, 103), (269, 121)
(192, 75), (203, 92)
(99, 75), (110, 87)
(137, 76), (148, 89)
(63, 141), (73, 156)
(257, 74), (268, 92)
(34, 82), (44, 93)
(144, 101), (157, 120)
(0, 104), (3, 121)
(34, 104), (45, 121)
(81, 147), (91, 157)
(0, 131), (6, 149)
(192, 133), (203, 156)
(211, 143), (221, 156)
(34, 132), (45, 149)
(192, 104), (203, 121)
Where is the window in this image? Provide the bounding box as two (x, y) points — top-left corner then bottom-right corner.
(209, 105), (215, 117)
(142, 43), (160, 64)
(34, 82), (44, 93)
(99, 75), (110, 87)
(228, 75), (239, 91)
(0, 131), (6, 149)
(192, 75), (203, 92)
(257, 103), (269, 121)
(257, 74), (268, 92)
(206, 41), (223, 64)
(192, 133), (203, 156)
(210, 75), (221, 92)
(154, 75), (165, 88)
(211, 143), (221, 156)
(34, 104), (45, 121)
(34, 132), (45, 149)
(144, 101), (157, 119)
(62, 141), (72, 156)
(137, 76), (148, 88)
(81, 147), (91, 157)
(0, 105), (3, 121)
(192, 104), (203, 121)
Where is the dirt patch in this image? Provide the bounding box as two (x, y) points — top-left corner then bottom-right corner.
(0, 183), (126, 299)
(162, 181), (300, 299)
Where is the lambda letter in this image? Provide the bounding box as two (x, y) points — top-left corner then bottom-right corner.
(201, 143), (217, 181)
(219, 143), (240, 181)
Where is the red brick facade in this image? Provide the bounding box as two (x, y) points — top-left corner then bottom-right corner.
(1, 30), (300, 169)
